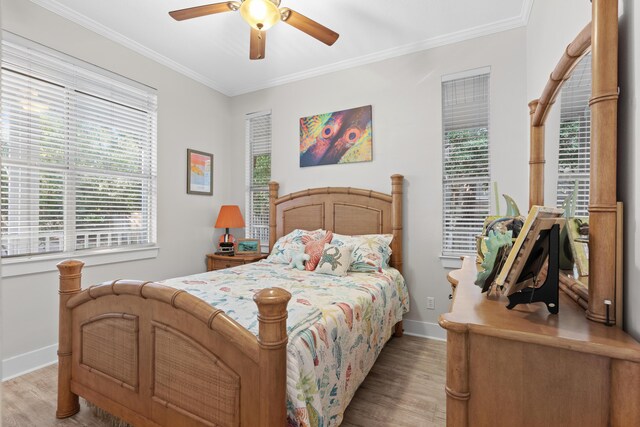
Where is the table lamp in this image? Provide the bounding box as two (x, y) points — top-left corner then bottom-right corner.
(215, 205), (245, 254)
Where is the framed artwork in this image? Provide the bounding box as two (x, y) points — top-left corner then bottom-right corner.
(187, 149), (213, 195)
(236, 238), (260, 255)
(300, 105), (373, 167)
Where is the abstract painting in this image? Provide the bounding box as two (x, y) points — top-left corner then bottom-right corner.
(300, 105), (373, 167)
(187, 149), (213, 195)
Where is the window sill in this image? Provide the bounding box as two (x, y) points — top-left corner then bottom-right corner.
(439, 255), (472, 270)
(1, 245), (160, 278)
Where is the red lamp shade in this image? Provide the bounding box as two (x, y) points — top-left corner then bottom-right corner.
(215, 205), (245, 229)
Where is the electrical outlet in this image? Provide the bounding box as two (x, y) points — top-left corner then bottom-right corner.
(427, 297), (435, 310)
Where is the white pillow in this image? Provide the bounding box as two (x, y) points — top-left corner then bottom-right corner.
(315, 243), (352, 276)
(265, 229), (325, 264)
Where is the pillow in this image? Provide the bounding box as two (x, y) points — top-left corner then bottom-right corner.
(331, 233), (393, 272)
(303, 231), (333, 271)
(265, 229), (325, 264)
(315, 243), (352, 276)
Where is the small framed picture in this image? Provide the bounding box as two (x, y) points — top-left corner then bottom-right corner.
(236, 238), (260, 255)
(187, 149), (213, 195)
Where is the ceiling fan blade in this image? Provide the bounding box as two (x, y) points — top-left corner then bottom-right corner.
(250, 28), (267, 60)
(281, 8), (339, 46)
(169, 2), (237, 21)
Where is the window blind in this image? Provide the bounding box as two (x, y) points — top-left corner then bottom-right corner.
(556, 53), (591, 217)
(1, 34), (157, 258)
(245, 111), (271, 250)
(441, 71), (491, 256)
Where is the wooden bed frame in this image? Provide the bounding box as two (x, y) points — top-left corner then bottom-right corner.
(56, 174), (404, 427)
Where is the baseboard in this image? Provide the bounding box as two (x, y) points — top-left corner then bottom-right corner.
(402, 319), (447, 341)
(2, 344), (58, 381)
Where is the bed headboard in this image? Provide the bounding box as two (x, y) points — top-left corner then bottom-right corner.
(268, 175), (404, 274)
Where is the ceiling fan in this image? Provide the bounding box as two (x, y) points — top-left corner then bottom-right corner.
(169, 0), (340, 60)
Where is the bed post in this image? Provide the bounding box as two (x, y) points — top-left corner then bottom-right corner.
(56, 260), (84, 418)
(254, 287), (291, 427)
(269, 181), (279, 252)
(391, 174), (404, 337)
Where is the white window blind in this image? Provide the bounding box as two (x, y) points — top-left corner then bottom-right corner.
(441, 71), (491, 256)
(556, 53), (591, 217)
(245, 111), (271, 250)
(1, 34), (157, 258)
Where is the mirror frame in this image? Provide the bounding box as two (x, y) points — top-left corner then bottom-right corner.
(528, 0), (620, 325)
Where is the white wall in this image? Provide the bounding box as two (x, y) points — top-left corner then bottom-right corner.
(229, 28), (529, 337)
(619, 0), (640, 340)
(1, 0), (232, 377)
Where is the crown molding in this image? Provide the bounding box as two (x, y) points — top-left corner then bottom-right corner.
(29, 0), (232, 96)
(30, 0), (533, 97)
(521, 0), (535, 26)
(229, 12), (530, 96)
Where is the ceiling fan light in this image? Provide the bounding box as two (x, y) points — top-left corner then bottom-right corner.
(239, 0), (280, 31)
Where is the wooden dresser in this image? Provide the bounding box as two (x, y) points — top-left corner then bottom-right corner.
(439, 256), (640, 427)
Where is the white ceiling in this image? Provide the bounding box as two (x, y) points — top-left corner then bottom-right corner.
(31, 0), (532, 96)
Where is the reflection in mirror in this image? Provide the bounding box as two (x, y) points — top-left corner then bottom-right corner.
(545, 53), (592, 215)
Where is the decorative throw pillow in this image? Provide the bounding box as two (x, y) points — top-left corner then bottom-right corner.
(315, 244), (352, 276)
(265, 229), (325, 264)
(303, 230), (333, 271)
(331, 233), (393, 272)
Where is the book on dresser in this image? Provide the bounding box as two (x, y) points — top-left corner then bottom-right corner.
(495, 205), (564, 296)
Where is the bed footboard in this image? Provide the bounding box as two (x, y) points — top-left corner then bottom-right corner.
(57, 260), (291, 427)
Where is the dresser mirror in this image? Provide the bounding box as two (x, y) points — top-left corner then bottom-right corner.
(542, 52), (592, 292)
(528, 1), (621, 326)
(543, 53), (592, 218)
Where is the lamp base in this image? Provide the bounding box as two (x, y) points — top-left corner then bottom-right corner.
(218, 233), (236, 254)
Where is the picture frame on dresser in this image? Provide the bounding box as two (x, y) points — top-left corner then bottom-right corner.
(236, 238), (260, 255)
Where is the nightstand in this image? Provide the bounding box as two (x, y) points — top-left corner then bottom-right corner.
(206, 253), (267, 271)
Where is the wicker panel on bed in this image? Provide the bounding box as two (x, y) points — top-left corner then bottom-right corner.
(80, 314), (139, 391)
(333, 203), (383, 235)
(152, 322), (240, 427)
(282, 203), (325, 235)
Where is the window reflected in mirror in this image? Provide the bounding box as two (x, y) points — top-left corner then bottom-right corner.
(556, 53), (592, 216)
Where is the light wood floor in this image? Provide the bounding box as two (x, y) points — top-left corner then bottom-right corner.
(2, 335), (446, 427)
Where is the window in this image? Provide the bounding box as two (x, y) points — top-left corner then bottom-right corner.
(245, 111), (271, 250)
(441, 70), (491, 256)
(1, 34), (157, 258)
(556, 53), (591, 216)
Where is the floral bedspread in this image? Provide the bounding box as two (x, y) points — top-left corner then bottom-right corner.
(162, 261), (410, 427)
